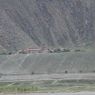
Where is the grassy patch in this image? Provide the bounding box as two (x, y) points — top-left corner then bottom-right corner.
(0, 85), (39, 93)
(0, 80), (95, 93)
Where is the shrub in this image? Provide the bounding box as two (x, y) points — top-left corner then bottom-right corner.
(64, 70), (68, 74)
(54, 48), (62, 53)
(92, 70), (95, 73)
(79, 70), (82, 73)
(75, 49), (81, 52)
(63, 49), (70, 52)
(8, 52), (12, 55)
(31, 71), (35, 75)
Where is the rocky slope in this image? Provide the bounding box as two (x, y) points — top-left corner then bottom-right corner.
(0, 0), (95, 52)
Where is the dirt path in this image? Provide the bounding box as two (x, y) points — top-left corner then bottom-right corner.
(1, 73), (95, 82)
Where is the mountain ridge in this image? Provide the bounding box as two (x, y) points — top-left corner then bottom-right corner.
(0, 0), (95, 52)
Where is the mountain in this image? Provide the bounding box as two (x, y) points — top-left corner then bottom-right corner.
(0, 0), (95, 52)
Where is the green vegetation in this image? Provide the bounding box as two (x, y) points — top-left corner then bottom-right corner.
(0, 83), (39, 93)
(0, 80), (95, 93)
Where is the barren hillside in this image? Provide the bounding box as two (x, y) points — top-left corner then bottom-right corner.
(0, 0), (95, 52)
